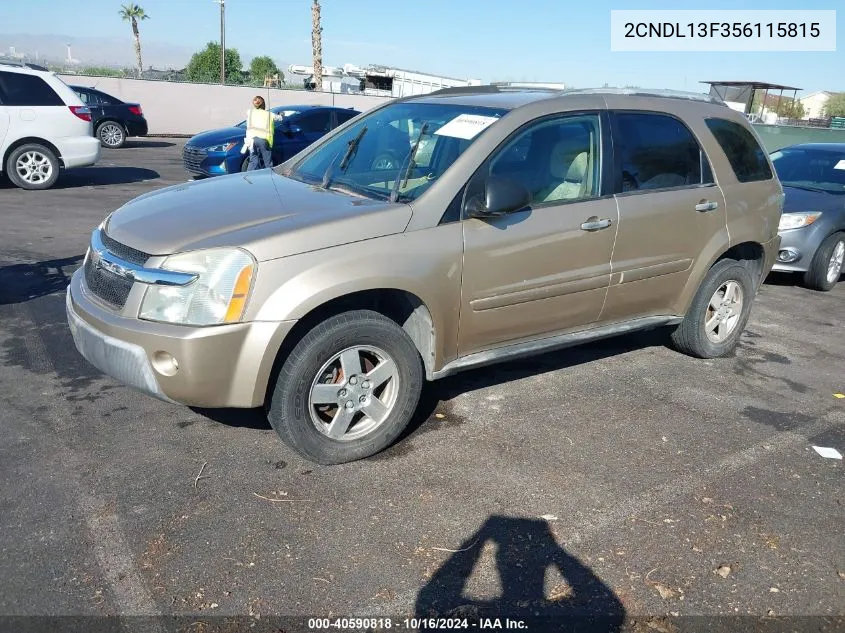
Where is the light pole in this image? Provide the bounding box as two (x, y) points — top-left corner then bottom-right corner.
(214, 0), (226, 84)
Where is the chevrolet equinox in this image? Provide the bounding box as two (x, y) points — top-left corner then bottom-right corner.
(67, 87), (783, 464)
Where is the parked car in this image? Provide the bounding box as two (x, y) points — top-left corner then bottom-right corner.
(71, 85), (148, 149)
(182, 105), (359, 177)
(768, 143), (845, 291)
(0, 62), (100, 190)
(67, 87), (782, 465)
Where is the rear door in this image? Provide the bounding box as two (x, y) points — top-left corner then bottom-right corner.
(600, 110), (727, 322)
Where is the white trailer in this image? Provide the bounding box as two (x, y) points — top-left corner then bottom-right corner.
(288, 63), (481, 97)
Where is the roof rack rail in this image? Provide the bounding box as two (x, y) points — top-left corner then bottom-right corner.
(559, 87), (726, 106)
(425, 84), (559, 97)
(0, 57), (49, 72)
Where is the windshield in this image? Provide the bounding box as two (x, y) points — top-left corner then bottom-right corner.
(285, 102), (507, 201)
(235, 107), (302, 128)
(770, 148), (845, 194)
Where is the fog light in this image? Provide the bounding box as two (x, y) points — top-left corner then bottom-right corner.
(777, 248), (800, 263)
(152, 351), (179, 376)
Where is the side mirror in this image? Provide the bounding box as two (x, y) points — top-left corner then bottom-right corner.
(470, 176), (531, 217)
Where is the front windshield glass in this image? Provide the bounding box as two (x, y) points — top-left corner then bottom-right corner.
(770, 148), (845, 194)
(235, 107), (302, 128)
(286, 102), (508, 201)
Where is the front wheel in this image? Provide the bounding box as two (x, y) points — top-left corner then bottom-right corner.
(804, 232), (844, 292)
(267, 310), (423, 465)
(670, 259), (755, 359)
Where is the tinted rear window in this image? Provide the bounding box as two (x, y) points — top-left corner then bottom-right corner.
(0, 71), (64, 106)
(612, 112), (709, 193)
(705, 118), (773, 183)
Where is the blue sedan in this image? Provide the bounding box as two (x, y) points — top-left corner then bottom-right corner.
(182, 105), (359, 177)
(770, 143), (845, 291)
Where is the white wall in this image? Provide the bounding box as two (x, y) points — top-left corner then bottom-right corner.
(799, 93), (830, 119)
(59, 76), (390, 135)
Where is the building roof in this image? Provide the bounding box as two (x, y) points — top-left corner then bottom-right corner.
(701, 81), (801, 91)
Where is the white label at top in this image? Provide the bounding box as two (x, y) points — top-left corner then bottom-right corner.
(434, 114), (500, 140)
(610, 10), (836, 52)
(834, 160), (845, 170)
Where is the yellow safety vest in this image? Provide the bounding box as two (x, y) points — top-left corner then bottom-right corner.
(246, 108), (274, 147)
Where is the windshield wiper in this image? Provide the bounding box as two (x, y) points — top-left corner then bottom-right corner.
(390, 122), (429, 203)
(321, 126), (367, 189)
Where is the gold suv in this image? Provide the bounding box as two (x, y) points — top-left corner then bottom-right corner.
(67, 87), (783, 464)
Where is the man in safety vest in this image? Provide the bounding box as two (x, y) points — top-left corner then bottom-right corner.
(243, 95), (285, 171)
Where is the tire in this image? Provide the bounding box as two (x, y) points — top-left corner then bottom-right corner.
(267, 310), (424, 465)
(240, 156), (250, 173)
(5, 143), (60, 190)
(803, 232), (844, 292)
(97, 121), (126, 148)
(371, 153), (398, 171)
(670, 259), (755, 359)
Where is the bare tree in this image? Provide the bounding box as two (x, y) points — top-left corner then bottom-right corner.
(311, 0), (323, 91)
(119, 3), (149, 78)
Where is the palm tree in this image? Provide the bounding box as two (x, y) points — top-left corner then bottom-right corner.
(311, 0), (323, 91)
(119, 4), (149, 78)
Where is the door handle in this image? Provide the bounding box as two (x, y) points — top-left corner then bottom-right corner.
(580, 217), (613, 231)
(695, 200), (719, 212)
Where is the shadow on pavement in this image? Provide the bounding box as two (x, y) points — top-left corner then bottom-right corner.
(121, 139), (177, 149)
(56, 167), (160, 188)
(0, 255), (83, 305)
(415, 515), (625, 630)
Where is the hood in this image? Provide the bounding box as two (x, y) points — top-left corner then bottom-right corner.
(186, 126), (245, 148)
(782, 184), (845, 213)
(104, 170), (412, 262)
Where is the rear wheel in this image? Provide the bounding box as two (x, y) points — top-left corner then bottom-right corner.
(803, 232), (844, 292)
(240, 156), (250, 172)
(6, 143), (60, 190)
(670, 259), (755, 359)
(267, 310), (423, 465)
(97, 121), (126, 148)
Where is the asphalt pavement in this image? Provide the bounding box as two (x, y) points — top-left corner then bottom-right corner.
(0, 140), (843, 633)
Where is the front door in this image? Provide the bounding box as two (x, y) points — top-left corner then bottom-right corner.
(600, 111), (727, 322)
(458, 113), (619, 356)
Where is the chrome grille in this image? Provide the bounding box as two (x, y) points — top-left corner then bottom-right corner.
(83, 233), (152, 309)
(182, 145), (207, 173)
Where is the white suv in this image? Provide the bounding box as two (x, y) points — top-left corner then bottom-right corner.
(0, 62), (101, 189)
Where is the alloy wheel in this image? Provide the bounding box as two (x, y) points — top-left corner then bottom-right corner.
(827, 240), (844, 284)
(308, 345), (399, 441)
(100, 123), (124, 147)
(15, 151), (53, 185)
(704, 280), (744, 343)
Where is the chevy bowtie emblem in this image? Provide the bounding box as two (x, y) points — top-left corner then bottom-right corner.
(94, 251), (135, 281)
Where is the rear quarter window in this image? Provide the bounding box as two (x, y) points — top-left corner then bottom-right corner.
(705, 118), (773, 183)
(0, 71), (65, 106)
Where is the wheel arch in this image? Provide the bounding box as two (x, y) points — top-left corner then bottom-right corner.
(2, 137), (65, 170)
(260, 288), (436, 409)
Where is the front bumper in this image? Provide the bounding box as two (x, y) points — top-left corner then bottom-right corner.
(66, 271), (295, 408)
(182, 146), (241, 177)
(770, 221), (829, 273)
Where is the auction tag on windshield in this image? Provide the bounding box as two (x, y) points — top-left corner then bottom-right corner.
(434, 114), (499, 140)
(834, 160), (845, 170)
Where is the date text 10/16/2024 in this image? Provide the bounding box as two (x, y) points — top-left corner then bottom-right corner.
(308, 617), (528, 630)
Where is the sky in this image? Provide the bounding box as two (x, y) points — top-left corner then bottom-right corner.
(1, 0), (842, 94)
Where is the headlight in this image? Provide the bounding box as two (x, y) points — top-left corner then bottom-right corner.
(779, 212), (822, 231)
(139, 248), (255, 326)
(206, 141), (238, 153)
